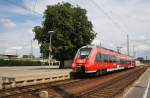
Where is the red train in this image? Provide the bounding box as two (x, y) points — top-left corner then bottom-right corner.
(72, 45), (135, 76)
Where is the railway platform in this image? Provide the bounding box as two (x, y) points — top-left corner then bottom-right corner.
(0, 66), (71, 89)
(124, 66), (150, 98)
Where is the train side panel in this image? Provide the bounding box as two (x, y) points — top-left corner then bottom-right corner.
(71, 45), (135, 75)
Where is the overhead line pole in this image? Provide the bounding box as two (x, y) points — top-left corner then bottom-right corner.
(30, 40), (33, 59)
(132, 44), (135, 57)
(127, 34), (130, 56)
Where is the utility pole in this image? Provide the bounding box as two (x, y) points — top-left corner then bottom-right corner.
(30, 40), (33, 59)
(145, 50), (148, 60)
(127, 34), (130, 56)
(132, 44), (135, 57)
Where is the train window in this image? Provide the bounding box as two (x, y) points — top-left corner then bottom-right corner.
(103, 54), (109, 62)
(96, 54), (116, 62)
(108, 55), (112, 62)
(109, 55), (115, 62)
(120, 59), (123, 64)
(100, 54), (103, 62)
(96, 54), (101, 62)
(79, 48), (92, 59)
(107, 55), (116, 62)
(101, 54), (105, 62)
(96, 53), (105, 62)
(120, 59), (128, 64)
(128, 60), (131, 64)
(112, 56), (117, 62)
(100, 54), (104, 62)
(116, 58), (120, 63)
(110, 56), (112, 62)
(106, 55), (109, 62)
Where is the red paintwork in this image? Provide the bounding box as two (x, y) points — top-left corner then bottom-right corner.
(72, 46), (135, 73)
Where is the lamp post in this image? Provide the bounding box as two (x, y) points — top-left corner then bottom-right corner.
(48, 31), (54, 66)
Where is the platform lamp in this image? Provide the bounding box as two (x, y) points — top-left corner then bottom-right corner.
(48, 31), (54, 67)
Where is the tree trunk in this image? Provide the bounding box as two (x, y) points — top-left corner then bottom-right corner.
(60, 60), (64, 69)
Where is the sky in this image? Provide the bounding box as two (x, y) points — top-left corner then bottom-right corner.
(0, 0), (150, 58)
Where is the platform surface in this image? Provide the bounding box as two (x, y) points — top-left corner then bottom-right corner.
(124, 67), (150, 98)
(0, 66), (71, 89)
(0, 66), (71, 78)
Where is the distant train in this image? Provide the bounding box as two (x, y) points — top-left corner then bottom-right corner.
(71, 45), (135, 76)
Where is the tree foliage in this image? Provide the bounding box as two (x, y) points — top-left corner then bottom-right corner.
(33, 2), (96, 62)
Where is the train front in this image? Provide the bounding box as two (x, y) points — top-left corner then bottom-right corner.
(72, 46), (93, 74)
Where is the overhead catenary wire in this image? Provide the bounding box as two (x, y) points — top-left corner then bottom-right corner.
(89, 0), (133, 55)
(89, 0), (127, 34)
(97, 0), (129, 33)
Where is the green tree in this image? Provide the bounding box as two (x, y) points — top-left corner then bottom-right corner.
(33, 2), (96, 66)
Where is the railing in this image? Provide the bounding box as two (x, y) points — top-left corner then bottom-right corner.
(0, 73), (70, 89)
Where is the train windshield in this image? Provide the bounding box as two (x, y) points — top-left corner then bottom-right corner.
(79, 48), (92, 59)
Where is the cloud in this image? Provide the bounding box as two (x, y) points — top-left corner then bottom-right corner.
(0, 0), (150, 58)
(4, 46), (23, 55)
(136, 44), (150, 51)
(0, 18), (16, 28)
(22, 0), (65, 15)
(18, 0), (150, 57)
(4, 50), (14, 54)
(10, 46), (23, 50)
(0, 19), (41, 56)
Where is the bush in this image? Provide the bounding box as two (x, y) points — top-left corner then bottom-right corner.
(0, 59), (42, 66)
(141, 60), (150, 64)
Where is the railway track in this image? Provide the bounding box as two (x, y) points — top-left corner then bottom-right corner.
(0, 79), (81, 98)
(0, 66), (148, 98)
(78, 67), (148, 98)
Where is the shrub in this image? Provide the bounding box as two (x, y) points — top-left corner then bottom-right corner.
(0, 59), (42, 66)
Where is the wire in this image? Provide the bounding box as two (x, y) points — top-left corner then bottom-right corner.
(5, 0), (42, 16)
(89, 0), (127, 34)
(98, 1), (129, 34)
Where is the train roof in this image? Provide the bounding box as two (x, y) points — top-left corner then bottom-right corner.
(81, 45), (134, 59)
(80, 45), (96, 49)
(81, 45), (119, 53)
